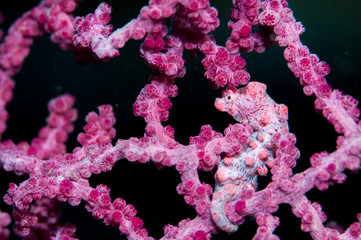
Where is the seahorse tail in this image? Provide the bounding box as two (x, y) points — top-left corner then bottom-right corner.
(211, 186), (239, 233)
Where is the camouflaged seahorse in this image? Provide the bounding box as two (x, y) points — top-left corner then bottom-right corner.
(211, 81), (289, 232)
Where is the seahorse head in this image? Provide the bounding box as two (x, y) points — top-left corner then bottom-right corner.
(214, 82), (268, 123)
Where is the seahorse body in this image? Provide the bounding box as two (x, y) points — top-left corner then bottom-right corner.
(211, 82), (289, 232)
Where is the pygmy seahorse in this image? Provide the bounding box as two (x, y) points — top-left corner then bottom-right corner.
(211, 81), (290, 232)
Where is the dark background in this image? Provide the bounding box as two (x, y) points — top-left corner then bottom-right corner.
(0, 0), (360, 239)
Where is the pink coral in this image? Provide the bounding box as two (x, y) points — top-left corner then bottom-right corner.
(0, 0), (360, 239)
